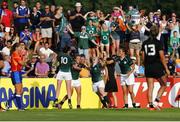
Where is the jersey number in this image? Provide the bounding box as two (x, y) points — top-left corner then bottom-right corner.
(61, 57), (68, 64)
(145, 44), (156, 56)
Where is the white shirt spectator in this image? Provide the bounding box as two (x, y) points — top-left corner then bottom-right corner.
(1, 47), (10, 56)
(39, 47), (54, 58)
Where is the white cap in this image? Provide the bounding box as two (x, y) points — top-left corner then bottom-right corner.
(131, 57), (136, 61)
(75, 2), (82, 7)
(157, 9), (161, 12)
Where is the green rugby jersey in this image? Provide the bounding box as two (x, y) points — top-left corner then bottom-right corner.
(99, 30), (110, 45)
(86, 25), (97, 40)
(74, 32), (90, 49)
(90, 63), (103, 83)
(71, 62), (81, 80)
(117, 56), (133, 74)
(58, 53), (72, 72)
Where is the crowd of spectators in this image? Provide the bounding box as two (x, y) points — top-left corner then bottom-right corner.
(0, 0), (179, 78)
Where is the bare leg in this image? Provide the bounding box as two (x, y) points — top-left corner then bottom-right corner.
(156, 75), (167, 100)
(65, 80), (72, 99)
(34, 41), (40, 53)
(127, 85), (135, 103)
(112, 92), (118, 107)
(106, 45), (110, 57)
(122, 85), (128, 105)
(75, 86), (81, 108)
(147, 78), (154, 104)
(136, 49), (140, 66)
(55, 80), (62, 99)
(129, 48), (134, 58)
(48, 38), (52, 48)
(115, 40), (120, 55)
(111, 41), (115, 55)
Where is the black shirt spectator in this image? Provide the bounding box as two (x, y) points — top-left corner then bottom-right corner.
(40, 9), (54, 28)
(130, 30), (140, 40)
(69, 2), (85, 32)
(30, 7), (41, 30)
(145, 21), (153, 36)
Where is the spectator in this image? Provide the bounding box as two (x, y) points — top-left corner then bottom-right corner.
(20, 26), (33, 48)
(15, 0), (30, 34)
(86, 19), (99, 57)
(10, 27), (20, 45)
(70, 26), (90, 61)
(131, 56), (145, 77)
(160, 15), (168, 53)
(165, 54), (175, 76)
(50, 4), (56, 15)
(40, 5), (54, 47)
(99, 22), (110, 57)
(111, 7), (122, 18)
(19, 42), (28, 61)
(169, 15), (179, 38)
(0, 1), (13, 41)
(169, 31), (180, 58)
(129, 24), (141, 66)
(175, 58), (180, 76)
(12, 1), (19, 33)
(110, 22), (120, 55)
(24, 54), (38, 77)
(59, 25), (72, 52)
(29, 6), (41, 31)
(35, 1), (43, 14)
(35, 54), (49, 78)
(144, 12), (154, 36)
(69, 2), (85, 32)
(1, 55), (11, 77)
(1, 40), (12, 56)
(54, 6), (64, 49)
(39, 42), (57, 63)
(32, 27), (42, 53)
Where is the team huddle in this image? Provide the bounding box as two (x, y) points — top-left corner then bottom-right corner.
(0, 25), (170, 111)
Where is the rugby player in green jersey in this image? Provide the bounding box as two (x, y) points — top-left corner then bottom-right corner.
(90, 57), (109, 108)
(56, 55), (83, 109)
(117, 47), (139, 108)
(54, 46), (73, 109)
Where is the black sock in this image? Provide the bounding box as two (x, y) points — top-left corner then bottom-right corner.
(68, 99), (71, 104)
(124, 104), (128, 108)
(103, 96), (109, 104)
(59, 101), (64, 105)
(132, 103), (136, 107)
(54, 98), (58, 102)
(101, 99), (107, 108)
(155, 98), (160, 102)
(149, 102), (154, 108)
(77, 105), (81, 108)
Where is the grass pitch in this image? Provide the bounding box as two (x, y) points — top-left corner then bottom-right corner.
(0, 109), (179, 121)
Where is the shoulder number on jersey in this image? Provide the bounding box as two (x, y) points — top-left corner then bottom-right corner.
(144, 44), (156, 56)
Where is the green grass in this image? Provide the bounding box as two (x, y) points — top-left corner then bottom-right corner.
(0, 109), (180, 121)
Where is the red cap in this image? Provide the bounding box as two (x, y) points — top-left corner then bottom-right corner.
(2, 2), (8, 6)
